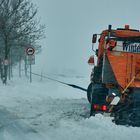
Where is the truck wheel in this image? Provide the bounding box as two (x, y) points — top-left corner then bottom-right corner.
(87, 83), (93, 103)
(87, 83), (95, 116)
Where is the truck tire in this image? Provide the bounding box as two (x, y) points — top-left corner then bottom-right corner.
(87, 83), (93, 103)
(87, 83), (108, 116)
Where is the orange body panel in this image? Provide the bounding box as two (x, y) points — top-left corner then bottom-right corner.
(107, 51), (140, 88)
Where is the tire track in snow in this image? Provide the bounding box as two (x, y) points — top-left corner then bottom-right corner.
(27, 98), (90, 129)
(7, 98), (90, 131)
(0, 106), (49, 140)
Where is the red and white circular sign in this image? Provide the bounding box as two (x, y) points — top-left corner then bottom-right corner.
(26, 47), (35, 55)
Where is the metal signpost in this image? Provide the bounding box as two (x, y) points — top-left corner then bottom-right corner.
(26, 47), (35, 83)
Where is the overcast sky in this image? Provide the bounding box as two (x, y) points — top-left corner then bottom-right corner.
(32, 0), (140, 76)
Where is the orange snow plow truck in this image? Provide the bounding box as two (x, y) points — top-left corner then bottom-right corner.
(87, 25), (140, 126)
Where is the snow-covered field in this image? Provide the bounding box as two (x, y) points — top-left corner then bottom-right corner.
(0, 72), (140, 140)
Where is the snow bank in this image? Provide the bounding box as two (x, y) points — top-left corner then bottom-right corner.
(46, 114), (140, 140)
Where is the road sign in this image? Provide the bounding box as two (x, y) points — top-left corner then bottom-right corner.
(26, 55), (35, 65)
(26, 47), (35, 55)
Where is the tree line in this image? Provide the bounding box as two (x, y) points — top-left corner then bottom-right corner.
(0, 0), (45, 84)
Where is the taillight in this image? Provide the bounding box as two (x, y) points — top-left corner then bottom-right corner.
(93, 104), (107, 111)
(93, 104), (100, 110)
(101, 105), (107, 111)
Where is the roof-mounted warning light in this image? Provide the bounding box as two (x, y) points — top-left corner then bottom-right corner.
(125, 25), (130, 30)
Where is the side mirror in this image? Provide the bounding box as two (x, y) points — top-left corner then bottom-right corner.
(92, 34), (97, 43)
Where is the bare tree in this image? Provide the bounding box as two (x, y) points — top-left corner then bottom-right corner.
(0, 0), (45, 84)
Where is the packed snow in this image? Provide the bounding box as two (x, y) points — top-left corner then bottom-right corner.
(0, 69), (140, 140)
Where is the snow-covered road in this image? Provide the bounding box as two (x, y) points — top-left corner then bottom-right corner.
(0, 76), (140, 140)
(0, 106), (46, 140)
